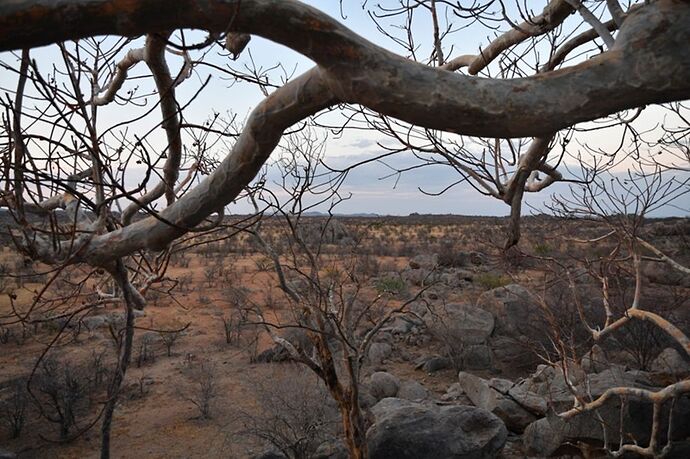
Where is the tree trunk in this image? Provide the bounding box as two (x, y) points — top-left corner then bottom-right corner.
(340, 397), (368, 459)
(100, 260), (136, 459)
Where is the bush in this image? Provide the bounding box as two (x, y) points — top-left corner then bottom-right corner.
(476, 273), (509, 290)
(0, 378), (28, 438)
(185, 360), (217, 419)
(34, 356), (89, 439)
(237, 365), (339, 459)
(375, 276), (408, 296)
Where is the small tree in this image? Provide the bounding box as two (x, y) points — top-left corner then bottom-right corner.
(238, 365), (340, 459)
(185, 360), (217, 420)
(0, 378), (28, 439)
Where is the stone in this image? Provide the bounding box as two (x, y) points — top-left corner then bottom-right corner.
(367, 371), (400, 401)
(409, 254), (438, 270)
(462, 344), (493, 371)
(489, 378), (547, 416)
(523, 365), (690, 455)
(252, 451), (286, 459)
(368, 398), (507, 459)
(426, 303), (494, 345)
(458, 372), (544, 433)
(581, 344), (608, 373)
(651, 347), (690, 375)
(367, 342), (392, 365)
(397, 380), (430, 401)
(476, 284), (536, 338)
(476, 284), (546, 371)
(416, 355), (451, 373)
(642, 261), (690, 287)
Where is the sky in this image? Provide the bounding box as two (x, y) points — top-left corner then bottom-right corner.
(0, 1), (688, 218)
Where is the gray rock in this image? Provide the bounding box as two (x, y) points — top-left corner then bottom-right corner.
(462, 344), (493, 371)
(523, 364), (690, 455)
(458, 372), (498, 409)
(417, 355), (451, 373)
(426, 303), (494, 345)
(313, 440), (349, 459)
(397, 380), (430, 401)
(442, 382), (470, 403)
(651, 347), (690, 375)
(367, 372), (400, 401)
(458, 372), (542, 433)
(409, 254), (438, 270)
(252, 451), (286, 459)
(367, 342), (393, 365)
(0, 450), (17, 459)
(488, 378), (547, 416)
(475, 284), (547, 371)
(581, 344), (608, 373)
(368, 398), (507, 459)
(642, 261), (690, 287)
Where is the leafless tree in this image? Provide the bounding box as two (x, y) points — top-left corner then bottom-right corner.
(239, 130), (429, 458)
(536, 168), (690, 457)
(0, 1), (688, 458)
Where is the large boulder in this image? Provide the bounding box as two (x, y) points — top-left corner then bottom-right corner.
(651, 347), (690, 375)
(642, 261), (690, 287)
(475, 284), (544, 371)
(522, 365), (690, 455)
(368, 398), (507, 459)
(367, 342), (393, 366)
(254, 329), (312, 363)
(457, 372), (545, 433)
(397, 380), (430, 401)
(367, 372), (400, 401)
(426, 303), (495, 370)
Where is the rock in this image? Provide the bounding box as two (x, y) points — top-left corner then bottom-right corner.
(462, 344), (493, 371)
(523, 365), (690, 455)
(476, 284), (546, 371)
(409, 254), (438, 270)
(254, 329), (312, 363)
(642, 261), (690, 287)
(358, 386), (378, 410)
(313, 440), (349, 459)
(458, 372), (497, 409)
(416, 355), (451, 373)
(0, 450), (17, 459)
(368, 398), (507, 459)
(427, 303), (494, 345)
(397, 380), (430, 401)
(441, 382), (471, 403)
(581, 344), (608, 373)
(367, 372), (400, 401)
(476, 284), (536, 338)
(367, 342), (392, 365)
(651, 347), (690, 375)
(489, 379), (546, 416)
(458, 372), (544, 433)
(252, 451), (286, 459)
(426, 303), (495, 371)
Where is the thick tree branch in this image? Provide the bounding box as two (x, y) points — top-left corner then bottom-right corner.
(0, 0), (688, 138)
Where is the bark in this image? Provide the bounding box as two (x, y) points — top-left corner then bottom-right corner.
(100, 260), (140, 459)
(0, 0), (688, 138)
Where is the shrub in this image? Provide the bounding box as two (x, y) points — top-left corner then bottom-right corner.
(477, 273), (509, 290)
(237, 365), (339, 459)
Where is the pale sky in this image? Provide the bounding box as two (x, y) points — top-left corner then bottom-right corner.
(1, 1), (687, 217)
